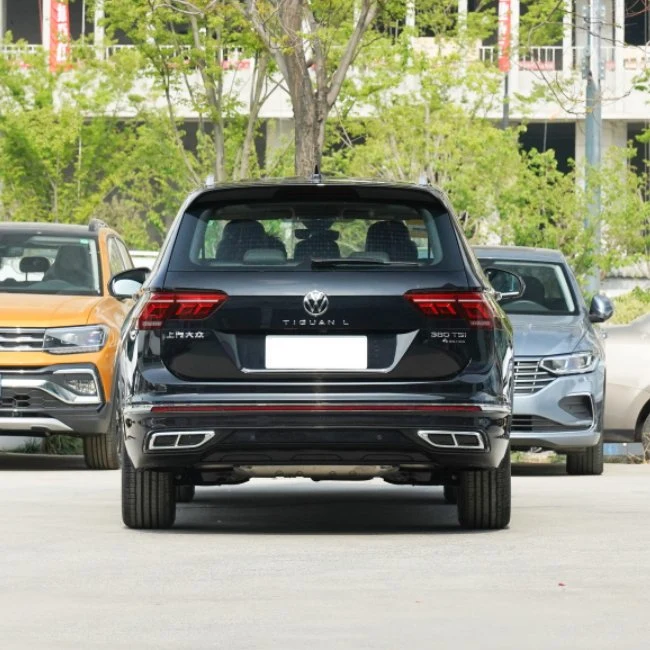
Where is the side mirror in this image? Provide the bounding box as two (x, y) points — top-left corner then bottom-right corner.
(109, 267), (150, 300)
(589, 294), (614, 323)
(484, 267), (525, 303)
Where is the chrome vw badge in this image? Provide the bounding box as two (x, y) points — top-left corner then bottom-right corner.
(303, 290), (329, 317)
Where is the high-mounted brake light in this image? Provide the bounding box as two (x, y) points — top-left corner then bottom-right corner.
(404, 291), (495, 329)
(137, 292), (228, 330)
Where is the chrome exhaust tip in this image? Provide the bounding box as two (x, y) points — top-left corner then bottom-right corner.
(417, 430), (485, 450)
(148, 430), (215, 451)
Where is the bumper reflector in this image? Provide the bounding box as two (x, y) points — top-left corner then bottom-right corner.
(149, 404), (483, 414)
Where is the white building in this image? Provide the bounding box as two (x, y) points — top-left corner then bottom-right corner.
(0, 1), (649, 174)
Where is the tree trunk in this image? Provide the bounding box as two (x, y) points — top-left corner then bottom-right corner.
(238, 52), (268, 180)
(294, 97), (320, 176)
(288, 65), (322, 176)
(244, 0), (378, 177)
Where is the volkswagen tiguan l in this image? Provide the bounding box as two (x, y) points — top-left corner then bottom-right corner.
(112, 180), (520, 530)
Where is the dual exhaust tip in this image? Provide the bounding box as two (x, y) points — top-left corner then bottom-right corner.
(417, 430), (485, 450)
(148, 430), (215, 451)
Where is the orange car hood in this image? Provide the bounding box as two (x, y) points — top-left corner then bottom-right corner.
(0, 294), (103, 327)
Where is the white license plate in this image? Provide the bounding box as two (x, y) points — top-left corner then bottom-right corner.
(265, 336), (368, 370)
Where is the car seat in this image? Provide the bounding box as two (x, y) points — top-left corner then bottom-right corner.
(215, 220), (267, 262)
(294, 228), (340, 261)
(45, 245), (93, 288)
(520, 275), (547, 306)
(365, 220), (418, 262)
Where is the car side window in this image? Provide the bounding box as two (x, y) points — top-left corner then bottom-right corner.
(115, 239), (134, 270)
(108, 237), (128, 277)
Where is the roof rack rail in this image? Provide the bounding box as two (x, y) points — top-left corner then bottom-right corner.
(88, 218), (109, 232)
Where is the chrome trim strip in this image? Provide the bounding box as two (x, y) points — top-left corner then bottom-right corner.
(0, 327), (46, 351)
(127, 402), (511, 415)
(148, 430), (216, 451)
(417, 430), (486, 450)
(0, 417), (73, 433)
(0, 373), (101, 405)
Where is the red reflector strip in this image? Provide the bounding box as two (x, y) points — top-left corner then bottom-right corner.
(150, 404), (482, 414)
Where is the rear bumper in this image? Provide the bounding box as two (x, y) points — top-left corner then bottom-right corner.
(122, 401), (511, 472)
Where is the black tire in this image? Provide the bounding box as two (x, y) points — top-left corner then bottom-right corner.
(566, 435), (604, 475)
(83, 410), (120, 470)
(641, 415), (650, 463)
(443, 484), (458, 504)
(457, 451), (511, 530)
(122, 449), (176, 529)
(176, 485), (196, 503)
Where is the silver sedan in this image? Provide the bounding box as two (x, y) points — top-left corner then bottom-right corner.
(475, 245), (613, 475)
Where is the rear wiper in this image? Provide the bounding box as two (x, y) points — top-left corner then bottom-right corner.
(311, 257), (419, 268)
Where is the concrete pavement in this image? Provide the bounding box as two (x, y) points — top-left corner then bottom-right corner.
(0, 454), (649, 649)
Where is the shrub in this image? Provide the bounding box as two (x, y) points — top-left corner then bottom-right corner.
(610, 287), (650, 325)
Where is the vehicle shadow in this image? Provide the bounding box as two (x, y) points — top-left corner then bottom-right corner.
(512, 462), (567, 477)
(0, 453), (88, 471)
(171, 482), (480, 535)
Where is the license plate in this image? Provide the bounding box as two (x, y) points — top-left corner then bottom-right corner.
(265, 336), (368, 370)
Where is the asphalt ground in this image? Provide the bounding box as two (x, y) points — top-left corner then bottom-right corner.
(0, 454), (648, 650)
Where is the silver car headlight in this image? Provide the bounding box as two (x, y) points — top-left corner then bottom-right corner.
(539, 351), (598, 375)
(43, 326), (108, 355)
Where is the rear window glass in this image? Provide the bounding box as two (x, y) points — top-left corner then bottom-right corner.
(169, 200), (463, 271)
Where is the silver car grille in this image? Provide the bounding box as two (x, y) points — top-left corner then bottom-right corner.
(513, 359), (555, 395)
(0, 328), (46, 351)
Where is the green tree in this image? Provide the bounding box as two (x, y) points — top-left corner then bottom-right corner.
(244, 0), (379, 175)
(0, 42), (191, 246)
(103, 0), (272, 182)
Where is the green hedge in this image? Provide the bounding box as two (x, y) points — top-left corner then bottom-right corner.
(610, 287), (650, 325)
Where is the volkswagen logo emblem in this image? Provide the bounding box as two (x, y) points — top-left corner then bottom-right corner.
(303, 290), (329, 317)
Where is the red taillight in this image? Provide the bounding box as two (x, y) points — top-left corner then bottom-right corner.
(404, 291), (495, 329)
(137, 292), (228, 330)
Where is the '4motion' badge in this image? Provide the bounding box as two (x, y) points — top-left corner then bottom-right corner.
(303, 290), (329, 317)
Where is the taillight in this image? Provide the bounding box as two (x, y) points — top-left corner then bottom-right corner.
(404, 291), (495, 329)
(137, 292), (228, 330)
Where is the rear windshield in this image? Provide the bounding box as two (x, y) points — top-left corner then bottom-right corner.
(169, 200), (464, 271)
(0, 233), (101, 296)
(478, 259), (578, 315)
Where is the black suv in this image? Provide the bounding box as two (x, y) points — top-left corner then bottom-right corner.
(111, 180), (519, 530)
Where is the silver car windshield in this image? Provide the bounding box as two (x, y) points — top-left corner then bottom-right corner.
(482, 260), (577, 315)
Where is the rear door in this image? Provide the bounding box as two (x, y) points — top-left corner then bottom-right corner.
(148, 185), (496, 383)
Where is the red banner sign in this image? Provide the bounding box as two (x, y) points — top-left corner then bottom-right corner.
(497, 0), (512, 73)
(49, 1), (71, 72)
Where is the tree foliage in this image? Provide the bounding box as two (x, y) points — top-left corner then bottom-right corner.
(0, 0), (646, 280)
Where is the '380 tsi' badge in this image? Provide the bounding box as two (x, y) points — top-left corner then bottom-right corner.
(303, 290), (329, 317)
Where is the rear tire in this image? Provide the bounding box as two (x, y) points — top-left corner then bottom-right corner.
(457, 451), (511, 530)
(83, 410), (120, 470)
(443, 484), (458, 504)
(566, 436), (604, 475)
(176, 485), (196, 503)
(122, 449), (176, 529)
